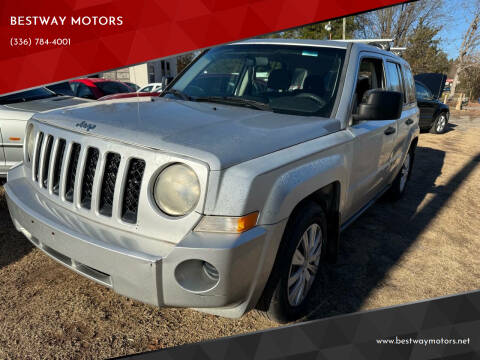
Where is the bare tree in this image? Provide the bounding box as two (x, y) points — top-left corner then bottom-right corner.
(356, 0), (444, 46)
(459, 51), (480, 99)
(450, 1), (480, 97)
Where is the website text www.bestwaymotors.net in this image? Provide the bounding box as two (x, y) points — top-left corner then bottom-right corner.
(376, 336), (471, 346)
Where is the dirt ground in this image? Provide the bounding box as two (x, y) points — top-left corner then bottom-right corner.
(1, 108), (479, 359)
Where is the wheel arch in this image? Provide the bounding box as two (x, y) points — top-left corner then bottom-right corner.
(259, 153), (347, 225)
(434, 106), (450, 120)
(255, 182), (341, 316)
(285, 181), (341, 263)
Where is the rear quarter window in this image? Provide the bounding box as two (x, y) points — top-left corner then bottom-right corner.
(400, 64), (416, 104)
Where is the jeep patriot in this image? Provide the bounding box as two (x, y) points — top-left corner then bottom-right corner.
(5, 39), (419, 322)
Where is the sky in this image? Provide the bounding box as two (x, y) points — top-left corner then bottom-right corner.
(437, 1), (474, 60)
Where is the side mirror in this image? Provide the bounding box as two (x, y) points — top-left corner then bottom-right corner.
(355, 89), (402, 121)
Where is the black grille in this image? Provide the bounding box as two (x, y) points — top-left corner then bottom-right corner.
(32, 133), (146, 225)
(80, 148), (99, 209)
(41, 136), (53, 188)
(99, 153), (121, 217)
(121, 158), (145, 223)
(65, 143), (81, 203)
(34, 132), (44, 182)
(52, 139), (66, 195)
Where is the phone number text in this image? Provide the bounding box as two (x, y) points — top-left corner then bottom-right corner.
(10, 38), (71, 47)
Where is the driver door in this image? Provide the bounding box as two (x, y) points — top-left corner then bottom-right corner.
(415, 82), (436, 125)
(345, 55), (397, 220)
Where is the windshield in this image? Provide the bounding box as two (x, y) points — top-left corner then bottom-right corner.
(166, 44), (346, 117)
(0, 87), (56, 104)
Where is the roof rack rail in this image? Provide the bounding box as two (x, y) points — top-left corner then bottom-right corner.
(332, 39), (407, 56)
(332, 38), (395, 50)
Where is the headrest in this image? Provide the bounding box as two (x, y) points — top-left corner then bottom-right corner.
(267, 69), (291, 91)
(303, 75), (325, 93)
(356, 77), (370, 91)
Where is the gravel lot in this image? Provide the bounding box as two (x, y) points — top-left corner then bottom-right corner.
(1, 108), (479, 359)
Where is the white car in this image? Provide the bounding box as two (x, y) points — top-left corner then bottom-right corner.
(0, 87), (91, 177)
(137, 83), (163, 93)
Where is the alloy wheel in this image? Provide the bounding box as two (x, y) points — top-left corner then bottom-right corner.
(287, 223), (323, 307)
(436, 115), (447, 133)
(399, 153), (411, 193)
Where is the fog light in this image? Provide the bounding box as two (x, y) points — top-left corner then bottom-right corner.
(174, 259), (219, 293)
(202, 261), (219, 281)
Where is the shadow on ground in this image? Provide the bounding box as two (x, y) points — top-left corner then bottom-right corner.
(420, 123), (457, 134)
(0, 186), (34, 269)
(306, 146), (480, 320)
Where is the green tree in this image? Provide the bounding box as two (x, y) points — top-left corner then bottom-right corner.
(261, 16), (358, 40)
(177, 53), (195, 73)
(294, 17), (357, 40)
(403, 24), (451, 74)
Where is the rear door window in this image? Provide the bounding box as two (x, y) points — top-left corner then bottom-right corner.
(386, 62), (403, 97)
(415, 82), (432, 100)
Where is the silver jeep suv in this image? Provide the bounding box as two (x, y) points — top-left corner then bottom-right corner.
(5, 39), (419, 323)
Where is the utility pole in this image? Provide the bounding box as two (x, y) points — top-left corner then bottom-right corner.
(343, 18), (346, 40)
(325, 22), (332, 40)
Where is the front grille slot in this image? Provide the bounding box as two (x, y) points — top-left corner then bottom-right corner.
(121, 158), (145, 223)
(74, 263), (111, 286)
(65, 143), (81, 202)
(33, 132), (44, 182)
(80, 147), (99, 209)
(41, 136), (54, 188)
(31, 129), (148, 226)
(52, 139), (66, 195)
(99, 153), (121, 217)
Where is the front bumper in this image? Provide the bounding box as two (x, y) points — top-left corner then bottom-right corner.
(5, 166), (286, 317)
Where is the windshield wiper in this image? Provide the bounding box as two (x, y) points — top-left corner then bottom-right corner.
(164, 89), (192, 101)
(0, 95), (52, 105)
(194, 96), (270, 111)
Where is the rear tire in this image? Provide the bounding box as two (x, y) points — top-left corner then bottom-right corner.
(430, 112), (448, 134)
(388, 148), (413, 200)
(257, 201), (327, 323)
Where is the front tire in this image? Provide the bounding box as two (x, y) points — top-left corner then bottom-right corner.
(430, 112), (448, 134)
(257, 201), (327, 323)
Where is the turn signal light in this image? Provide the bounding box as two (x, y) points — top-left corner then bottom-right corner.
(194, 212), (259, 233)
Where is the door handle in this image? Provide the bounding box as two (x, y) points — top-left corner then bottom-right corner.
(384, 126), (396, 135)
(405, 118), (414, 125)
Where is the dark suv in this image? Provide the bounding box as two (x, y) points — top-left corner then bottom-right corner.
(414, 73), (449, 134)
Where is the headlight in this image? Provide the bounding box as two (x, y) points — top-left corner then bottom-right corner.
(153, 163), (200, 216)
(25, 124), (35, 163)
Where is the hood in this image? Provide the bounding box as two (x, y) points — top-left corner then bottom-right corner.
(33, 97), (340, 170)
(3, 96), (91, 113)
(414, 73), (447, 99)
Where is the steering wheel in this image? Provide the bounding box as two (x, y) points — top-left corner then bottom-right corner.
(295, 92), (326, 108)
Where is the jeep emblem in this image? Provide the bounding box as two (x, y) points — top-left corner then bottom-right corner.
(75, 121), (96, 132)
